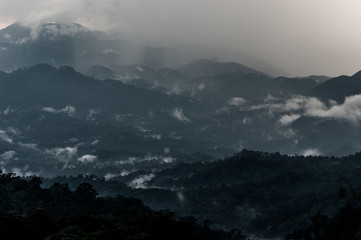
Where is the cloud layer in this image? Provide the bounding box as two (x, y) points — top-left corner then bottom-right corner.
(256, 94), (361, 125)
(304, 95), (361, 124)
(1, 0), (361, 76)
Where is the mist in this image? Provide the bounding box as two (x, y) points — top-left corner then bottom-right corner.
(1, 0), (361, 77)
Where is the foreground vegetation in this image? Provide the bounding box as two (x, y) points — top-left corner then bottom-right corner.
(0, 170), (246, 240)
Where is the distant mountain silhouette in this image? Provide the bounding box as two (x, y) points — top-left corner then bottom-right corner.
(180, 59), (269, 77)
(311, 70), (361, 102)
(0, 22), (129, 71)
(0, 22), (284, 76)
(0, 22), (31, 43)
(0, 63), (198, 114)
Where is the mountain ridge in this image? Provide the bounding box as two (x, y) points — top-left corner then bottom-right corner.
(180, 59), (270, 77)
(311, 70), (361, 102)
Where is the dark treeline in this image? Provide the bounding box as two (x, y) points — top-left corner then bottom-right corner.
(0, 170), (246, 240)
(4, 150), (361, 239)
(286, 187), (361, 240)
(40, 150), (361, 238)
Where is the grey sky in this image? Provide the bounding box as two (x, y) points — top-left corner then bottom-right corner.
(0, 0), (361, 77)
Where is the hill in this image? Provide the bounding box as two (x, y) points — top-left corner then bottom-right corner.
(0, 171), (241, 240)
(41, 150), (361, 238)
(311, 70), (361, 102)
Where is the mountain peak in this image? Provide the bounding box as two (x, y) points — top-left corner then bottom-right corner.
(352, 69), (361, 79)
(30, 22), (91, 41)
(38, 22), (88, 35)
(0, 22), (91, 43)
(180, 59), (268, 77)
(11, 63), (58, 75)
(0, 22), (31, 43)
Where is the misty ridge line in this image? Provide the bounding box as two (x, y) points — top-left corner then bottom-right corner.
(2, 0), (361, 76)
(1, 17), (361, 160)
(0, 21), (287, 77)
(2, 19), (361, 79)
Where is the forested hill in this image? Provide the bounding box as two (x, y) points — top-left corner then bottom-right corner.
(3, 151), (361, 239)
(0, 171), (244, 240)
(41, 150), (361, 238)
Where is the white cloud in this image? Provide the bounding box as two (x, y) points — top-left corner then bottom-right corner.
(10, 167), (35, 177)
(114, 153), (174, 166)
(3, 107), (12, 115)
(162, 156), (175, 163)
(278, 114), (301, 126)
(129, 173), (155, 189)
(19, 142), (38, 150)
(0, 130), (13, 143)
(250, 94), (361, 125)
(249, 103), (284, 112)
(277, 128), (296, 139)
(41, 107), (57, 113)
(42, 105), (76, 117)
(264, 94), (278, 102)
(0, 150), (15, 160)
(227, 97), (247, 107)
(177, 192), (185, 205)
(6, 127), (20, 136)
(78, 154), (97, 163)
(115, 113), (134, 122)
(172, 108), (189, 122)
(284, 96), (308, 111)
(91, 139), (99, 145)
(86, 109), (99, 121)
(150, 134), (162, 140)
(58, 106), (76, 116)
(36, 22), (87, 39)
(304, 95), (361, 124)
(104, 170), (131, 180)
(301, 148), (321, 157)
(242, 118), (251, 125)
(46, 146), (78, 162)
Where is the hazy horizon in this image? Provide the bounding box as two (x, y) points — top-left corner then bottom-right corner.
(1, 0), (361, 77)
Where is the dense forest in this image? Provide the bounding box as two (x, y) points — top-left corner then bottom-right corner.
(40, 150), (361, 238)
(0, 170), (247, 240)
(3, 163), (361, 239)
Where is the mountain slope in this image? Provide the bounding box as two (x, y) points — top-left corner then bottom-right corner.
(0, 22), (127, 71)
(180, 59), (269, 77)
(311, 70), (361, 102)
(0, 64), (230, 176)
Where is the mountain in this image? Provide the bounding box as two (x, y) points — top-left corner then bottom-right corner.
(164, 44), (286, 77)
(191, 71), (318, 103)
(306, 75), (331, 83)
(82, 59), (318, 104)
(0, 62), (359, 178)
(0, 22), (136, 71)
(311, 70), (361, 102)
(82, 64), (196, 95)
(0, 62), (360, 177)
(0, 64), (230, 177)
(0, 22), (284, 77)
(0, 22), (31, 43)
(180, 59), (269, 77)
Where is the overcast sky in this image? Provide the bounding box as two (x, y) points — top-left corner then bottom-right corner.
(0, 0), (361, 77)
